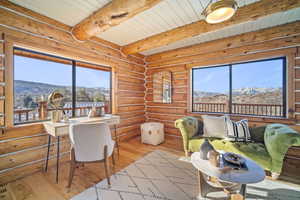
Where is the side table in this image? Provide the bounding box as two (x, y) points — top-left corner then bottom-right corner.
(191, 152), (265, 200)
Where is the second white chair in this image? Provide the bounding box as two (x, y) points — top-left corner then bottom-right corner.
(67, 122), (115, 188)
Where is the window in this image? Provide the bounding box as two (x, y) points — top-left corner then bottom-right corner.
(14, 48), (111, 124)
(76, 65), (111, 117)
(193, 66), (230, 113)
(192, 57), (286, 117)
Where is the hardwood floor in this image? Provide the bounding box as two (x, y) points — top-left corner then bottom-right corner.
(0, 136), (184, 200)
(1, 135), (298, 200)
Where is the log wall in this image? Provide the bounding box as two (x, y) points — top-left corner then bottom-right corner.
(1, 1), (300, 184)
(145, 21), (300, 181)
(0, 3), (146, 183)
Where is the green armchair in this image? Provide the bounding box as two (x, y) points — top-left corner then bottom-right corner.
(175, 116), (300, 176)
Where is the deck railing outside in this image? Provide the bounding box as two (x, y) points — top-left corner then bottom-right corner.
(193, 102), (284, 117)
(14, 101), (108, 123)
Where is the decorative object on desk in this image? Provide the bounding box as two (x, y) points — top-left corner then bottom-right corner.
(88, 105), (105, 118)
(62, 114), (69, 122)
(100, 106), (105, 116)
(199, 138), (215, 160)
(48, 91), (65, 122)
(208, 150), (220, 167)
(50, 110), (62, 123)
(88, 106), (97, 118)
(48, 91), (64, 109)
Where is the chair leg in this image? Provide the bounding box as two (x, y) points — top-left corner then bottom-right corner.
(103, 145), (111, 185)
(112, 148), (115, 167)
(67, 148), (76, 188)
(111, 148), (116, 174)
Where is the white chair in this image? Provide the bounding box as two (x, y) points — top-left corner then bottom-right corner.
(67, 122), (115, 188)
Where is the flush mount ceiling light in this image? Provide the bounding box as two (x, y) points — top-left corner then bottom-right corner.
(203, 0), (238, 24)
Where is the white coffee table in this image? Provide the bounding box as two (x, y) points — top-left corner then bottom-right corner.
(191, 152), (265, 200)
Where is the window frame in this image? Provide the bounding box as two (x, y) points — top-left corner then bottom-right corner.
(13, 47), (112, 125)
(191, 57), (287, 118)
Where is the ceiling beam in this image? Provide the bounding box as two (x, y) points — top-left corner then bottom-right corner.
(146, 21), (300, 63)
(72, 0), (162, 41)
(0, 0), (146, 60)
(121, 0), (300, 55)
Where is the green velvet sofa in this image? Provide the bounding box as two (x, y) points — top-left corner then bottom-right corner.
(175, 116), (300, 177)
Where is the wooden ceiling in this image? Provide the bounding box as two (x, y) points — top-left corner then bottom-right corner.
(6, 0), (300, 55)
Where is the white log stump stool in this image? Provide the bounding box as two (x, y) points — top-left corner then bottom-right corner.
(141, 122), (164, 145)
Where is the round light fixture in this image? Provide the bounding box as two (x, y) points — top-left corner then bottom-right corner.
(203, 0), (238, 24)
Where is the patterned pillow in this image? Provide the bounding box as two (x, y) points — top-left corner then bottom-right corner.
(225, 116), (251, 142)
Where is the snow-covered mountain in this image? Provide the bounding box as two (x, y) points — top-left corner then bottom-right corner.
(193, 87), (282, 105)
(194, 87), (281, 97)
(232, 87), (281, 95)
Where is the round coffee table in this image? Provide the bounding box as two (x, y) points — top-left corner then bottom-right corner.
(191, 152), (265, 200)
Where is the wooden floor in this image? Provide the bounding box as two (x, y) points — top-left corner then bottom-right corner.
(0, 136), (299, 200)
(0, 136), (184, 200)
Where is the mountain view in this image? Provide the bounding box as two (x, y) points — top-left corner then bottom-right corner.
(193, 87), (283, 116)
(14, 80), (110, 109)
(194, 87), (282, 104)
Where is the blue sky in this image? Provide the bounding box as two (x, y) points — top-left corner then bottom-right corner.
(193, 59), (283, 93)
(14, 55), (110, 88)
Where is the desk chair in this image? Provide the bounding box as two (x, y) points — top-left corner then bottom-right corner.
(67, 122), (115, 188)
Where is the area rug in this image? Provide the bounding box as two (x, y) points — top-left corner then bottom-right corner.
(71, 150), (300, 200)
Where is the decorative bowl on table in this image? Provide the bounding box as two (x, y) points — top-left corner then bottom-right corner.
(223, 152), (246, 166)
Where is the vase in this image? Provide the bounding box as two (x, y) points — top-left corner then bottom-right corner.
(199, 138), (215, 160)
(88, 107), (97, 118)
(51, 110), (62, 122)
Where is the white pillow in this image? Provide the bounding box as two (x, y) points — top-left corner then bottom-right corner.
(202, 115), (227, 138)
(225, 117), (251, 142)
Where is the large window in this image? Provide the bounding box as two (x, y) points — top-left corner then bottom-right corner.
(192, 57), (286, 117)
(76, 66), (111, 116)
(14, 48), (111, 124)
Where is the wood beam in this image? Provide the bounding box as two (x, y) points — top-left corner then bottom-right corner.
(146, 21), (300, 63)
(71, 0), (162, 41)
(148, 34), (300, 68)
(0, 0), (146, 62)
(121, 0), (300, 55)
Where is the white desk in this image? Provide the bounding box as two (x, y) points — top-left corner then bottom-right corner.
(43, 114), (120, 183)
(43, 115), (120, 137)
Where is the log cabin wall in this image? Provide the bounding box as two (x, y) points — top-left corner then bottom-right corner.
(145, 21), (300, 181)
(0, 3), (146, 183)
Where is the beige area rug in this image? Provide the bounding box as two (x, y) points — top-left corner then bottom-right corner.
(71, 150), (300, 200)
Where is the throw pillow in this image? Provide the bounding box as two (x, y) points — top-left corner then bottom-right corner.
(249, 126), (266, 143)
(202, 115), (227, 138)
(225, 117), (251, 142)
